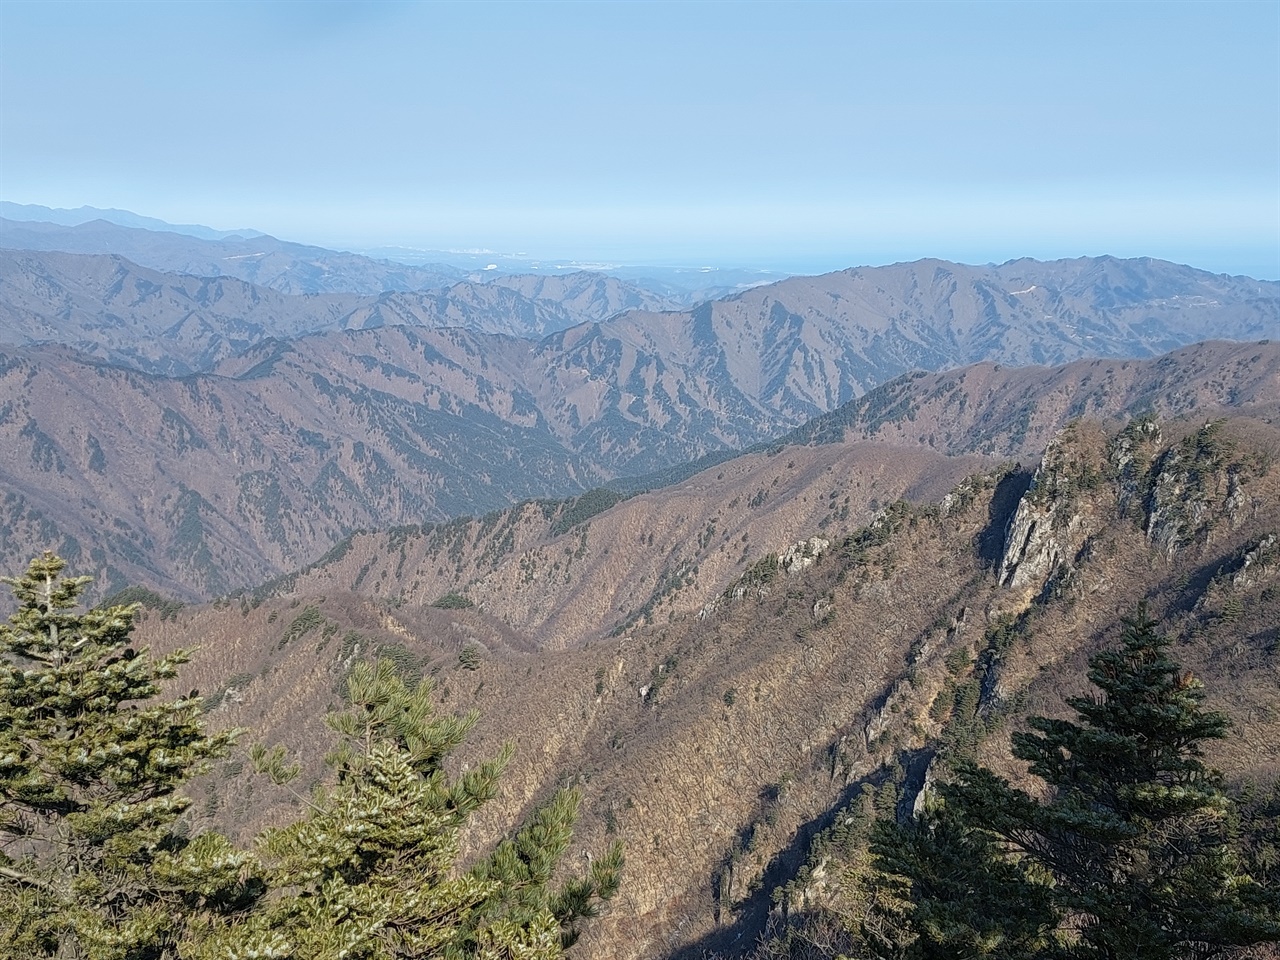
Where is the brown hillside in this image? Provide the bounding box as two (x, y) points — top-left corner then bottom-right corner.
(3, 339), (1274, 605)
(788, 338), (1280, 456)
(129, 410), (1280, 959)
(592, 258), (1279, 423)
(278, 440), (994, 650)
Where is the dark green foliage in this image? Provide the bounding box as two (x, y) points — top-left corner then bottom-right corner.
(981, 613), (1020, 657)
(18, 418), (64, 474)
(936, 679), (986, 761)
(466, 789), (624, 951)
(0, 558), (622, 958)
(867, 795), (1058, 959)
(1233, 778), (1280, 889)
(103, 583), (186, 621)
(610, 561), (697, 635)
(277, 603), (325, 649)
(929, 684), (957, 722)
(1179, 418), (1233, 479)
(549, 487), (624, 536)
(206, 660), (622, 959)
(86, 434), (107, 473)
(782, 377), (921, 447)
(432, 591), (475, 609)
(775, 785), (878, 916)
(876, 605), (1280, 959)
(735, 553), (781, 592)
(376, 640), (425, 682)
(0, 553), (256, 958)
(942, 647), (971, 676)
(841, 502), (911, 566)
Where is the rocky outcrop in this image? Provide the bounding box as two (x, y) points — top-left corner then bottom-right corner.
(1144, 421), (1246, 561)
(999, 500), (1084, 592)
(997, 436), (1090, 593)
(780, 536), (830, 574)
(1230, 533), (1278, 588)
(1110, 415), (1161, 518)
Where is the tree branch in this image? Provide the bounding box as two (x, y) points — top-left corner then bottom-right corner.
(0, 864), (57, 894)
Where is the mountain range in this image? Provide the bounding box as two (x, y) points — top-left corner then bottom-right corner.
(0, 206), (789, 300)
(0, 216), (1275, 597)
(0, 209), (1278, 958)
(0, 201), (266, 241)
(130, 406), (1280, 958)
(0, 247), (685, 372)
(0, 332), (1275, 600)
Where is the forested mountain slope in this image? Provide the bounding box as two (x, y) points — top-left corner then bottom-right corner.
(0, 337), (602, 596)
(2, 338), (1275, 600)
(131, 409), (1280, 959)
(593, 257), (1277, 424)
(783, 338), (1280, 456)
(1, 236), (1275, 602)
(0, 249), (675, 372)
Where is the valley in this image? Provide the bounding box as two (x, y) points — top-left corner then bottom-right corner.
(0, 213), (1277, 957)
(132, 408), (1280, 958)
(0, 218), (1275, 601)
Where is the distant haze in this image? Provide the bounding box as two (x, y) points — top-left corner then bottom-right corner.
(1, 1), (1276, 279)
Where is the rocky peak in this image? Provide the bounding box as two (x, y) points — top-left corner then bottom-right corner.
(996, 427), (1102, 597)
(1144, 420), (1250, 561)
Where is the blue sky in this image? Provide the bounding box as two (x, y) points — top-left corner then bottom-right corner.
(1, 0), (1276, 277)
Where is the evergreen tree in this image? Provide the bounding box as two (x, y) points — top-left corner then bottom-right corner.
(193, 659), (622, 959)
(0, 553), (258, 959)
(881, 604), (1280, 960)
(464, 787), (624, 954)
(866, 792), (1058, 960)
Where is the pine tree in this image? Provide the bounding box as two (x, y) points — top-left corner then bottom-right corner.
(897, 604), (1280, 960)
(866, 791), (1058, 959)
(192, 658), (622, 959)
(463, 786), (624, 954)
(0, 553), (258, 959)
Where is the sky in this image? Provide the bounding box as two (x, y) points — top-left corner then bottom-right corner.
(1, 0), (1277, 277)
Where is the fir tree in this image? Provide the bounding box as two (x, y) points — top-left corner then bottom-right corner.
(194, 658), (622, 959)
(866, 792), (1058, 959)
(464, 786), (624, 954)
(0, 553), (257, 959)
(880, 604), (1280, 960)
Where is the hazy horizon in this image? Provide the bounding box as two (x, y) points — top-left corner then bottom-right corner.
(2, 1), (1276, 280)
(4, 199), (1276, 283)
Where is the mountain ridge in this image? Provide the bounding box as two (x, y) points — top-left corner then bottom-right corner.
(127, 408), (1280, 958)
(0, 201), (266, 240)
(0, 217), (463, 295)
(0, 249), (683, 373)
(0, 337), (1272, 603)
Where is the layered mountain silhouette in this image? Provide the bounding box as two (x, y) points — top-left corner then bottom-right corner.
(0, 214), (460, 293)
(0, 249), (682, 372)
(0, 201), (266, 241)
(0, 335), (1274, 598)
(0, 218), (1276, 595)
(1, 211), (1278, 959)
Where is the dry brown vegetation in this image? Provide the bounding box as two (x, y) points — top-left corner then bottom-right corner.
(123, 404), (1280, 959)
(277, 440), (994, 650)
(2, 262), (1275, 605)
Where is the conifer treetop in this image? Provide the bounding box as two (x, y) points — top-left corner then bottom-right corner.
(0, 553), (254, 959)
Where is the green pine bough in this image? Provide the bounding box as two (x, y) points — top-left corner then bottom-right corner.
(869, 604), (1280, 960)
(0, 554), (621, 959)
(0, 552), (252, 959)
